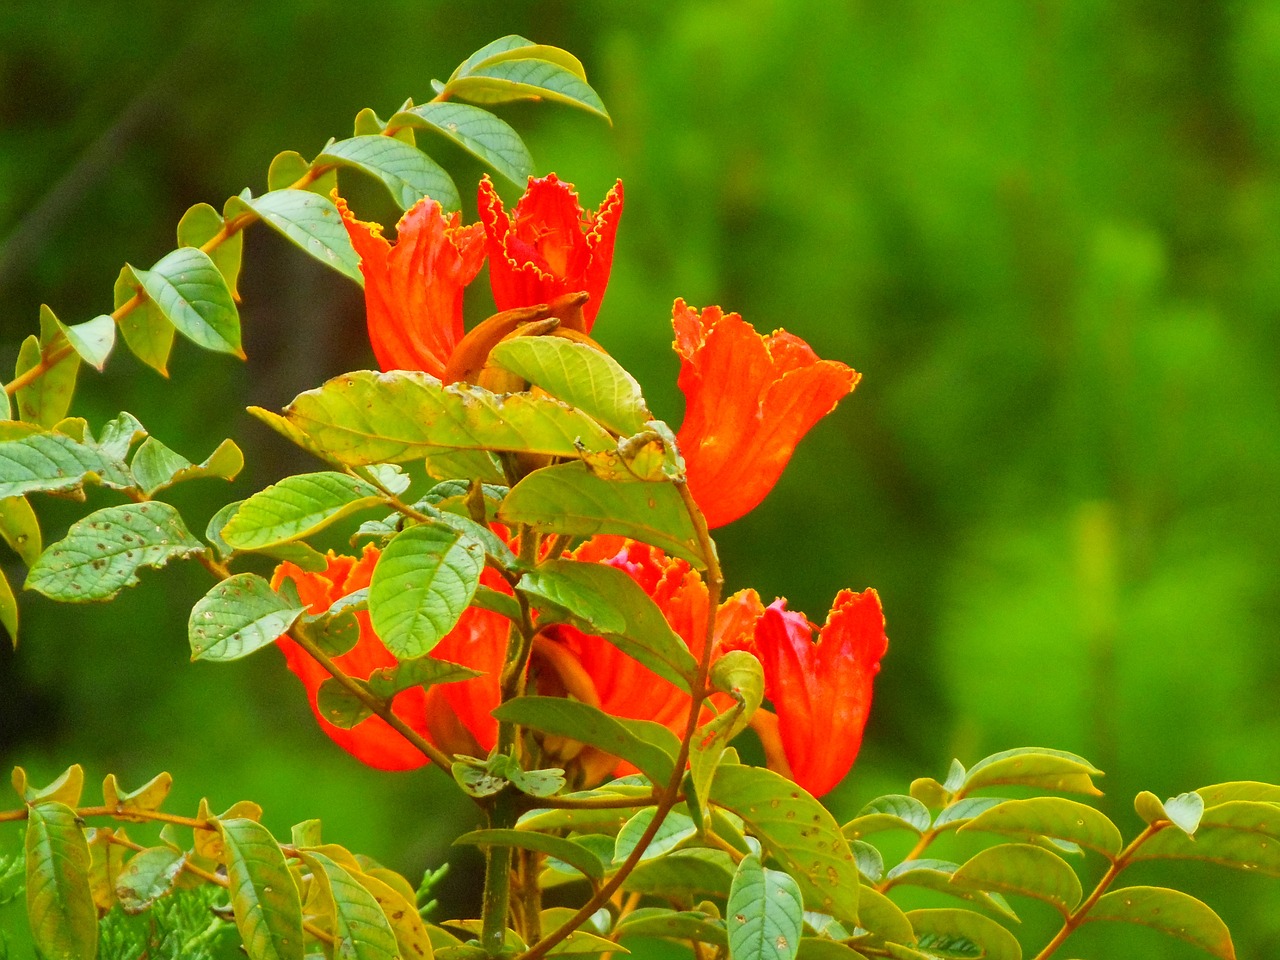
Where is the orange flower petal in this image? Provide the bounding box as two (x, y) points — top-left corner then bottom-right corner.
(479, 174), (623, 331)
(754, 589), (887, 796)
(673, 300), (859, 528)
(337, 193), (485, 377)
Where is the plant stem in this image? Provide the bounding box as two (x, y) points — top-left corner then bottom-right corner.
(516, 481), (723, 960)
(1031, 822), (1164, 960)
(0, 805), (214, 828)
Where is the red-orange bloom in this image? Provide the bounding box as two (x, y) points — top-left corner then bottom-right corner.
(338, 194), (486, 377)
(478, 174), (623, 331)
(673, 300), (860, 528)
(272, 545), (507, 770)
(536, 537), (763, 781)
(752, 589), (887, 796)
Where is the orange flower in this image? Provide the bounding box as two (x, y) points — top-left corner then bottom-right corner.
(672, 300), (860, 528)
(478, 174), (623, 332)
(337, 194), (486, 377)
(272, 545), (507, 770)
(751, 590), (887, 796)
(535, 537), (763, 781)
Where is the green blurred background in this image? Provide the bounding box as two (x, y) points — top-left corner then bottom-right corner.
(3, 1), (1279, 955)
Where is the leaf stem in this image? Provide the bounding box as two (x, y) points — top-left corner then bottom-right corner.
(516, 480), (723, 960)
(0, 805), (214, 828)
(1031, 822), (1164, 960)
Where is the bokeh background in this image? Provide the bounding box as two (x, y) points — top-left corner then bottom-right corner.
(3, 1), (1279, 955)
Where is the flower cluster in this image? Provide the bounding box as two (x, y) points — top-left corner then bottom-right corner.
(274, 176), (885, 797)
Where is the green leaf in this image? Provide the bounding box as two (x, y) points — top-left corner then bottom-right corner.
(710, 765), (859, 922)
(15, 332), (78, 428)
(622, 848), (736, 902)
(614, 808), (697, 863)
(27, 502), (204, 602)
(114, 845), (184, 913)
(130, 436), (243, 495)
(319, 135), (460, 212)
(1086, 886), (1235, 960)
(425, 447), (507, 485)
(115, 266), (175, 375)
(963, 747), (1103, 796)
(25, 801), (97, 960)
(883, 860), (1018, 924)
(391, 102), (533, 186)
(0, 431), (130, 500)
(795, 940), (868, 960)
(950, 843), (1082, 917)
(222, 472), (382, 550)
(446, 59), (609, 121)
(268, 150), (337, 194)
(493, 696), (678, 785)
(449, 35), (541, 80)
(218, 818), (304, 960)
(232, 189), (363, 285)
(500, 461), (705, 569)
(301, 850), (398, 960)
(101, 771), (173, 819)
(460, 39), (588, 80)
(0, 568), (16, 648)
(960, 797), (1123, 859)
(456, 829), (603, 881)
(518, 559), (698, 691)
(369, 523), (486, 659)
(134, 247), (243, 357)
(177, 201), (243, 299)
(14, 764), (84, 806)
(689, 651), (764, 820)
(1197, 781), (1280, 806)
(0, 495), (42, 566)
(423, 509), (518, 570)
(48, 310), (115, 372)
(1130, 801), (1280, 876)
(931, 797), (1006, 833)
(1136, 790), (1205, 835)
(490, 337), (649, 436)
(318, 654), (481, 728)
(349, 869), (435, 960)
(189, 573), (306, 662)
(727, 853), (803, 960)
(94, 411), (148, 462)
(614, 908), (726, 948)
(904, 909), (1022, 960)
(283, 371), (615, 465)
(842, 795), (932, 840)
(855, 886), (915, 945)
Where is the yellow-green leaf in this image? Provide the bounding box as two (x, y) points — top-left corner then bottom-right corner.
(960, 796), (1123, 859)
(1086, 886), (1235, 960)
(218, 818), (304, 960)
(26, 801), (97, 960)
(302, 850), (398, 960)
(1, 495), (43, 565)
(950, 843), (1082, 916)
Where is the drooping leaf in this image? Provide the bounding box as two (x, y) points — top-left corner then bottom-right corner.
(133, 247), (243, 357)
(188, 573), (306, 662)
(446, 58), (609, 121)
(710, 765), (859, 922)
(114, 845), (185, 913)
(0, 568), (16, 648)
(218, 818), (304, 960)
(727, 854), (803, 960)
(614, 808), (697, 864)
(0, 495), (42, 566)
(614, 908), (726, 948)
(424, 447), (507, 484)
(903, 909), (1022, 960)
(493, 696), (678, 785)
(0, 432), (130, 500)
(883, 860), (1018, 923)
(221, 472), (382, 550)
(960, 797), (1123, 859)
(282, 371), (614, 465)
(621, 848), (736, 902)
(177, 201), (244, 299)
(456, 829), (604, 881)
(842, 795), (932, 840)
(962, 747), (1103, 797)
(14, 332), (78, 428)
(950, 843), (1082, 916)
(390, 102), (533, 186)
(115, 266), (175, 375)
(368, 523), (486, 659)
(1086, 886), (1235, 960)
(230, 189), (363, 285)
(25, 801), (97, 960)
(130, 436), (243, 495)
(794, 940), (868, 960)
(855, 886), (915, 945)
(44, 307), (115, 372)
(489, 337), (649, 436)
(349, 869), (435, 960)
(500, 461), (705, 569)
(319, 135), (460, 212)
(26, 502), (204, 602)
(86, 828), (125, 913)
(301, 850), (399, 960)
(518, 559), (699, 691)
